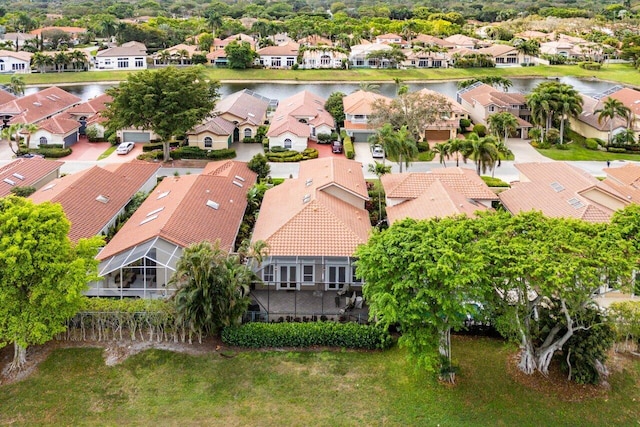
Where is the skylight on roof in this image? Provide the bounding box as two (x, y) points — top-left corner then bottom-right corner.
(3, 178), (15, 186)
(43, 183), (55, 191)
(567, 197), (585, 209)
(33, 102), (42, 107)
(140, 215), (158, 225)
(303, 194), (311, 204)
(157, 191), (170, 199)
(550, 182), (565, 192)
(305, 178), (313, 187)
(147, 207), (164, 216)
(12, 173), (24, 180)
(232, 180), (243, 187)
(247, 113), (255, 117)
(206, 199), (220, 210)
(96, 195), (109, 203)
(234, 175), (245, 182)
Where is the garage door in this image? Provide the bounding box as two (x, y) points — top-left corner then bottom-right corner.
(425, 130), (451, 141)
(122, 132), (151, 143)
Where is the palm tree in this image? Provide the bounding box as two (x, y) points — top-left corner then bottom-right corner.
(8, 75), (25, 96)
(358, 81), (380, 93)
(386, 125), (418, 173)
(492, 139), (513, 176)
(54, 51), (70, 72)
(465, 133), (499, 175)
(368, 161), (392, 221)
(69, 50), (88, 71)
(177, 48), (190, 65)
(445, 138), (467, 167)
(21, 123), (39, 149)
(555, 88), (583, 144)
(1, 123), (24, 154)
(432, 142), (449, 167)
(596, 97), (632, 144)
(31, 52), (52, 73)
(368, 124), (395, 165)
(526, 82), (557, 142)
(488, 112), (519, 143)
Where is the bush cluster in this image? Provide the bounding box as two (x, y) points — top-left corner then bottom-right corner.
(472, 124), (487, 137)
(171, 146), (236, 160)
(36, 147), (72, 158)
(142, 141), (181, 152)
(221, 322), (392, 350)
(579, 62), (602, 71)
(417, 141), (430, 153)
(343, 135), (355, 159)
(481, 176), (510, 187)
(267, 150), (303, 162)
(584, 138), (600, 150)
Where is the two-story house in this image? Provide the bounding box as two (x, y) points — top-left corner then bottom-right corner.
(93, 41), (147, 71)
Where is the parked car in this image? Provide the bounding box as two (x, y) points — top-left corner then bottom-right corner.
(371, 144), (384, 158)
(116, 141), (135, 155)
(331, 140), (343, 154)
(19, 153), (45, 159)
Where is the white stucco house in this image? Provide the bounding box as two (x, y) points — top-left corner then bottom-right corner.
(93, 41), (147, 71)
(0, 50), (32, 74)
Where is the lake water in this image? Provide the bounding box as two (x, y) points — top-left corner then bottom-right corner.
(24, 77), (617, 103)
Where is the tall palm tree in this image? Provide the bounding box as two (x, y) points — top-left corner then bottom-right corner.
(8, 75), (25, 96)
(20, 123), (39, 149)
(54, 51), (70, 72)
(31, 52), (52, 73)
(492, 139), (513, 176)
(432, 142), (449, 167)
(488, 112), (519, 143)
(556, 88), (583, 145)
(368, 161), (392, 221)
(358, 81), (380, 93)
(368, 123), (395, 165)
(386, 125), (418, 173)
(69, 50), (88, 71)
(465, 133), (499, 175)
(445, 138), (467, 167)
(596, 97), (632, 144)
(1, 123), (24, 154)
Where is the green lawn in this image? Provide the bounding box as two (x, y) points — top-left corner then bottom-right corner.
(536, 142), (640, 161)
(1, 337), (638, 426)
(97, 145), (116, 160)
(0, 64), (638, 86)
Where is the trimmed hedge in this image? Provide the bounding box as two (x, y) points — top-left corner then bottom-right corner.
(222, 322), (392, 350)
(142, 141), (181, 152)
(584, 138), (600, 150)
(343, 135), (355, 159)
(207, 148), (236, 160)
(36, 147), (72, 158)
(481, 176), (510, 188)
(302, 148), (319, 159)
(171, 146), (236, 160)
(267, 150), (303, 162)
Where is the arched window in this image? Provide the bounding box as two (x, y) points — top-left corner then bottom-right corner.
(39, 136), (48, 145)
(204, 137), (212, 148)
(320, 55), (331, 65)
(244, 128), (252, 138)
(284, 138), (292, 149)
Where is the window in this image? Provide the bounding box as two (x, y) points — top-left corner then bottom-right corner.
(418, 60), (428, 67)
(284, 138), (292, 149)
(302, 265), (314, 284)
(272, 57), (281, 67)
(488, 106), (495, 112)
(279, 265), (297, 289)
(117, 58), (129, 68)
(204, 137), (212, 148)
(320, 55), (331, 65)
(326, 266), (347, 290)
(244, 128), (252, 138)
(433, 60), (442, 68)
(286, 57), (295, 67)
(104, 59), (111, 66)
(262, 265), (274, 283)
(135, 57), (144, 67)
(12, 63), (25, 71)
(351, 264), (362, 285)
(39, 136), (48, 145)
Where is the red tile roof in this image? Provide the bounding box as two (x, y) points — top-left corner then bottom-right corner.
(252, 157), (371, 256)
(30, 161), (160, 242)
(0, 88), (17, 105)
(257, 41), (299, 56)
(342, 90), (391, 115)
(0, 158), (63, 197)
(97, 161), (256, 260)
(64, 93), (112, 116)
(214, 89), (270, 126)
(0, 86), (81, 125)
(37, 116), (80, 134)
(266, 90), (333, 138)
(189, 116), (236, 136)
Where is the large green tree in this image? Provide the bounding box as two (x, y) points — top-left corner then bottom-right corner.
(475, 210), (634, 376)
(104, 66), (219, 161)
(224, 41), (257, 69)
(487, 111), (518, 143)
(356, 216), (489, 383)
(0, 197), (103, 372)
(324, 91), (345, 129)
(170, 240), (255, 343)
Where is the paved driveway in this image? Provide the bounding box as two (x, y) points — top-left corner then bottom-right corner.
(65, 139), (143, 162)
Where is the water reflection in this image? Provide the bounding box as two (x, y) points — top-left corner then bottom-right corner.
(23, 76), (616, 103)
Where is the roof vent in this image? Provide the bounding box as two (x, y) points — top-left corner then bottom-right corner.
(550, 181), (565, 192)
(12, 173), (25, 180)
(96, 194), (109, 203)
(43, 183), (55, 191)
(140, 215), (158, 225)
(234, 175), (245, 182)
(232, 180), (243, 187)
(33, 102), (42, 107)
(147, 207), (164, 216)
(3, 178), (15, 186)
(157, 191), (170, 199)
(303, 194), (311, 204)
(305, 178), (313, 187)
(206, 199), (220, 210)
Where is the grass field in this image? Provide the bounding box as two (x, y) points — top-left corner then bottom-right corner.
(1, 337), (638, 426)
(0, 64), (638, 87)
(536, 142), (640, 161)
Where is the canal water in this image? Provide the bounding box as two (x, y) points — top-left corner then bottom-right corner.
(24, 76), (616, 102)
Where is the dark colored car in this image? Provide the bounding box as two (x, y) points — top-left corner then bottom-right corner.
(19, 153), (45, 159)
(331, 140), (343, 154)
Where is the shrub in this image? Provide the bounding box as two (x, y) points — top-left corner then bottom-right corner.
(270, 146), (288, 153)
(10, 186), (36, 197)
(36, 147), (72, 158)
(301, 148), (319, 159)
(137, 150), (163, 161)
(248, 153), (271, 179)
(579, 62), (602, 71)
(555, 143), (569, 150)
(417, 141), (430, 153)
(459, 118), (471, 130)
(584, 138), (600, 150)
(171, 146), (207, 159)
(142, 141), (181, 152)
(343, 135), (355, 159)
(242, 137), (254, 143)
(481, 176), (510, 187)
(266, 150), (303, 162)
(207, 148), (236, 160)
(607, 147), (626, 153)
(221, 322), (393, 349)
(85, 125), (100, 142)
(545, 128), (560, 145)
(317, 133), (333, 143)
(472, 124), (487, 137)
(262, 138), (269, 150)
(38, 143), (64, 149)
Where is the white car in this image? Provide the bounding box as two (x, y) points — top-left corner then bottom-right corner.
(116, 141), (135, 155)
(371, 144), (384, 159)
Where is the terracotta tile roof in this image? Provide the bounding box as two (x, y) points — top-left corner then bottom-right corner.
(37, 115), (80, 134)
(477, 44), (518, 57)
(0, 49), (32, 62)
(266, 90), (333, 138)
(97, 41), (146, 57)
(577, 95), (629, 132)
(297, 35), (333, 46)
(0, 88), (17, 105)
(342, 90), (391, 115)
(0, 86), (81, 124)
(387, 179), (489, 224)
(64, 93), (112, 116)
(252, 158), (371, 256)
(97, 161), (256, 260)
(458, 83), (526, 109)
(602, 164), (640, 204)
(207, 50), (227, 59)
(514, 31), (550, 40)
(2, 32), (37, 42)
(266, 115), (310, 138)
(214, 33), (256, 50)
(0, 158), (63, 197)
(499, 162), (629, 223)
(608, 87), (640, 117)
(413, 34), (455, 48)
(444, 34), (479, 46)
(382, 168), (498, 202)
(30, 161), (160, 242)
(214, 89), (270, 126)
(257, 41), (299, 56)
(31, 26), (87, 35)
(189, 116), (236, 136)
(161, 43), (201, 57)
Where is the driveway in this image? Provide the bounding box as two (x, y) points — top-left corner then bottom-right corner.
(65, 139), (143, 162)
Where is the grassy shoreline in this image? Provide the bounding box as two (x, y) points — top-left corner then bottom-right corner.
(1, 64), (638, 88)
